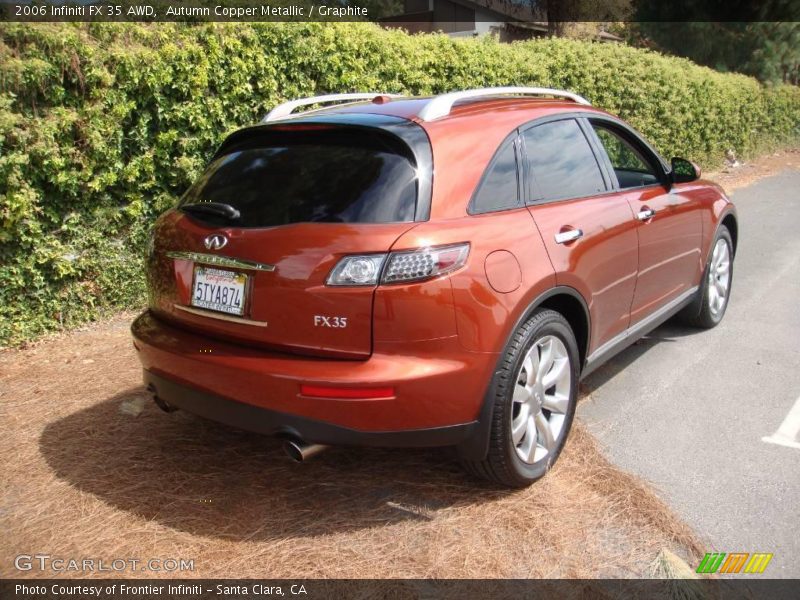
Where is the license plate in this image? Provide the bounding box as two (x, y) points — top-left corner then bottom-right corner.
(191, 266), (248, 316)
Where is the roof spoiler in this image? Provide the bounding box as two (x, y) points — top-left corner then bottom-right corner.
(262, 93), (404, 122)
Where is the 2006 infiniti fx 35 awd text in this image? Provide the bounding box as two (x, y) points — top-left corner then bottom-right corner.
(132, 88), (737, 487)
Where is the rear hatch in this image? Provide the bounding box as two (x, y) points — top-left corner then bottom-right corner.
(147, 120), (430, 359)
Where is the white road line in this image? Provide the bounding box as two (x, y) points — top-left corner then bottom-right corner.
(762, 394), (800, 450)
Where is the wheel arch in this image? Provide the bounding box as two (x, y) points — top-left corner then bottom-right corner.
(537, 289), (590, 368)
(456, 285), (591, 460)
(721, 211), (738, 256)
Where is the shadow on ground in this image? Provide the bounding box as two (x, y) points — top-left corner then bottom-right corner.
(581, 319), (699, 396)
(33, 317), (703, 562)
(39, 390), (511, 542)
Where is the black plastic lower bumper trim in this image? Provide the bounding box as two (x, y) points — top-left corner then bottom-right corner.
(144, 370), (477, 449)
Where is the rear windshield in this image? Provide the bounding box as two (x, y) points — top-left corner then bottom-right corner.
(179, 135), (419, 227)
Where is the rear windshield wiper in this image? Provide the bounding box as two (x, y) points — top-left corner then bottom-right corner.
(181, 202), (241, 221)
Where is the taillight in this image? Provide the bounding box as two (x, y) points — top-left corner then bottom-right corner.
(382, 243), (470, 283)
(326, 254), (387, 286)
(326, 243), (470, 287)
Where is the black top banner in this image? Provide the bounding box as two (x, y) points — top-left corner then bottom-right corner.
(1, 0), (798, 23)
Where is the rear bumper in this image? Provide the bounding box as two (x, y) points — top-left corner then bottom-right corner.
(145, 371), (475, 447)
(131, 311), (496, 448)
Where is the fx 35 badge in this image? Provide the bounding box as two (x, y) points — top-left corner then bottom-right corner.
(314, 315), (348, 328)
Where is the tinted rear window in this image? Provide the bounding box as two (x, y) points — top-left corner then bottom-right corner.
(180, 139), (418, 227)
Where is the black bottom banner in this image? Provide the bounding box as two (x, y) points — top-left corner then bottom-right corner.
(2, 579), (799, 600)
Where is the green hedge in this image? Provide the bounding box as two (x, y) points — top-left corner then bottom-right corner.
(1, 22), (799, 346)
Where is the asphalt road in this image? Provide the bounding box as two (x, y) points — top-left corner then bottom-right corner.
(578, 170), (800, 578)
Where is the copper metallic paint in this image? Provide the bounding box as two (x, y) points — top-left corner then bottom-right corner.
(133, 97), (736, 450)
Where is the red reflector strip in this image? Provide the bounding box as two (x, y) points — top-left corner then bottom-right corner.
(300, 385), (395, 399)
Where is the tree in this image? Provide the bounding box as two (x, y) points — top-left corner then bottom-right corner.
(632, 0), (800, 84)
(747, 22), (800, 85)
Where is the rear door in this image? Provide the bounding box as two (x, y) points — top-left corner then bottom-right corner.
(147, 124), (427, 359)
(522, 117), (639, 353)
(586, 119), (703, 324)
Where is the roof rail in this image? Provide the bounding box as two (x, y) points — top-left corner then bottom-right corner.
(417, 87), (591, 121)
(263, 93), (404, 123)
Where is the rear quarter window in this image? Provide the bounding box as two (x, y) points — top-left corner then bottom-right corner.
(470, 140), (521, 214)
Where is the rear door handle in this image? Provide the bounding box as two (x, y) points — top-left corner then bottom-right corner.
(637, 208), (656, 221)
(554, 229), (583, 244)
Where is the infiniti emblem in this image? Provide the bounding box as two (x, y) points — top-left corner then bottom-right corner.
(204, 234), (228, 251)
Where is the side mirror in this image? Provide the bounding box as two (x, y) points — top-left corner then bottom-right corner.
(670, 157), (701, 184)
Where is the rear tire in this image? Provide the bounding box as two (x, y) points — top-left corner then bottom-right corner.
(461, 309), (579, 487)
(681, 226), (733, 329)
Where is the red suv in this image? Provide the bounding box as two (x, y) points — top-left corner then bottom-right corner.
(132, 88), (737, 486)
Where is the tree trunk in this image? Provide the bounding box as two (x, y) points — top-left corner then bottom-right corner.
(545, 0), (577, 37)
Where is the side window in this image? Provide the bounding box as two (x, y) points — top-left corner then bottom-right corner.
(522, 119), (606, 202)
(591, 123), (660, 189)
(470, 140), (520, 214)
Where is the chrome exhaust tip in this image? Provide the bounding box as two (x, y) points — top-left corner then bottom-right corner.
(153, 395), (177, 413)
(283, 439), (328, 463)
(148, 386), (177, 413)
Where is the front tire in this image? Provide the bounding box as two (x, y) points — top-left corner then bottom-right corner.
(462, 309), (579, 487)
(682, 226), (734, 329)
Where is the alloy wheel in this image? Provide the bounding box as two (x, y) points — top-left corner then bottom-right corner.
(511, 335), (571, 464)
(708, 238), (731, 316)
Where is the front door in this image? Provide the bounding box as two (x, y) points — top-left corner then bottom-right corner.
(587, 120), (703, 324)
